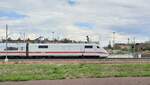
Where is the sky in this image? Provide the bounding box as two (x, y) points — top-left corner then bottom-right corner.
(0, 0), (150, 46)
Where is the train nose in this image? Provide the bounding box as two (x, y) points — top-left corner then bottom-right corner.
(100, 49), (109, 57)
(104, 52), (109, 56)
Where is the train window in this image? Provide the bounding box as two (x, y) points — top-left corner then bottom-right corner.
(85, 45), (93, 49)
(21, 47), (24, 50)
(97, 46), (100, 48)
(38, 45), (48, 48)
(4, 47), (18, 50)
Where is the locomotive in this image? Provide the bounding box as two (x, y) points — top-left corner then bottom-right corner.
(0, 43), (109, 58)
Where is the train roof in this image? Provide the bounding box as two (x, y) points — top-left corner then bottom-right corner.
(36, 43), (98, 44)
(0, 43), (99, 45)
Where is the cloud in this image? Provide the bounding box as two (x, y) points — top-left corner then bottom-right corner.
(0, 0), (150, 46)
(68, 0), (77, 6)
(74, 22), (96, 29)
(0, 10), (27, 20)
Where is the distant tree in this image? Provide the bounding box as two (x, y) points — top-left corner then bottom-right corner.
(44, 38), (49, 43)
(53, 39), (59, 42)
(26, 38), (31, 43)
(72, 40), (77, 43)
(16, 38), (22, 43)
(7, 37), (12, 41)
(7, 37), (13, 43)
(61, 38), (73, 43)
(17, 38), (21, 41)
(108, 44), (112, 49)
(108, 41), (112, 49)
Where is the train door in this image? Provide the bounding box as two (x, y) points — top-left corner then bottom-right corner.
(83, 45), (96, 56)
(17, 43), (26, 57)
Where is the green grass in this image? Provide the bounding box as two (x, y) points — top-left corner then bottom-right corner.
(0, 64), (150, 81)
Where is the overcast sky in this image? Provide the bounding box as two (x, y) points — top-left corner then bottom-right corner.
(0, 0), (150, 46)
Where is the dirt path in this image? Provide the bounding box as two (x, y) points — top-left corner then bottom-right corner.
(0, 77), (150, 85)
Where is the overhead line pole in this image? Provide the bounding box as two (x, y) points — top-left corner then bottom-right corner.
(112, 32), (116, 48)
(5, 24), (8, 62)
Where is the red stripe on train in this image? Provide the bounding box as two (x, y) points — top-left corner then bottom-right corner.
(0, 51), (108, 54)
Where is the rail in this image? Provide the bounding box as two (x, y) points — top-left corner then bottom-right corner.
(0, 58), (150, 64)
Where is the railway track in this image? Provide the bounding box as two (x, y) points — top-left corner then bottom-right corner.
(0, 58), (150, 64)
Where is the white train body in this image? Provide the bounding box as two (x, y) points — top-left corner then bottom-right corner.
(0, 43), (26, 56)
(0, 43), (109, 58)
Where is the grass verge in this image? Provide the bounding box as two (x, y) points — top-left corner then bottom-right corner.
(0, 64), (150, 81)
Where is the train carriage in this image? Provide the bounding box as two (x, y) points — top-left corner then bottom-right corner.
(28, 43), (83, 56)
(0, 43), (26, 57)
(0, 43), (109, 58)
(28, 43), (108, 57)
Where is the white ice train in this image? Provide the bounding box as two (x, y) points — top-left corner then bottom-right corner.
(0, 43), (109, 58)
